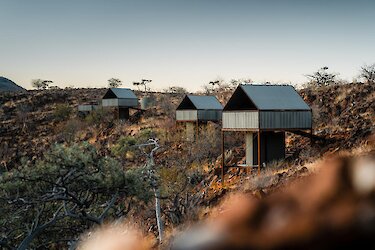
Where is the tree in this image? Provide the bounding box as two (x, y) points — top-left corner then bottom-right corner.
(209, 80), (220, 92)
(202, 78), (252, 95)
(359, 63), (375, 84)
(203, 79), (222, 94)
(136, 138), (164, 242)
(306, 67), (338, 86)
(164, 86), (187, 95)
(133, 79), (152, 92)
(111, 130), (164, 242)
(230, 78), (252, 89)
(31, 79), (52, 90)
(0, 143), (151, 249)
(108, 78), (122, 88)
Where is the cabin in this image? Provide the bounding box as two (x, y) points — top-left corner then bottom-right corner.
(221, 84), (312, 176)
(77, 102), (99, 116)
(102, 88), (138, 120)
(176, 95), (223, 140)
(176, 95), (223, 122)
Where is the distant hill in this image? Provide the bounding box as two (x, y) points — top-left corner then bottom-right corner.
(0, 76), (26, 92)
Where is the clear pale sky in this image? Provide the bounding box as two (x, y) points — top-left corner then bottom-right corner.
(1, 0), (374, 91)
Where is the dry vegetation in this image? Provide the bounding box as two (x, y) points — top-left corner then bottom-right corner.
(0, 81), (374, 249)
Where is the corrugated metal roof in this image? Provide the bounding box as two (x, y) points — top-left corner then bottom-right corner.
(109, 88), (137, 99)
(187, 95), (223, 110)
(240, 85), (311, 110)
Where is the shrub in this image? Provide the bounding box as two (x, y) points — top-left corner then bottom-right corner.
(359, 63), (375, 84)
(58, 118), (84, 143)
(108, 78), (122, 88)
(0, 142), (152, 249)
(159, 94), (178, 117)
(111, 129), (158, 159)
(85, 108), (112, 126)
(31, 79), (52, 90)
(305, 66), (339, 87)
(54, 103), (72, 121)
(158, 166), (187, 198)
(138, 128), (157, 140)
(111, 136), (138, 158)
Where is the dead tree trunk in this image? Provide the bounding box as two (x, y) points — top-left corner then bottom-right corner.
(138, 138), (164, 243)
(154, 188), (164, 242)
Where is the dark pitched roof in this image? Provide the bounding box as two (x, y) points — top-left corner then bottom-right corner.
(177, 95), (223, 110)
(103, 88), (137, 99)
(229, 84), (310, 111)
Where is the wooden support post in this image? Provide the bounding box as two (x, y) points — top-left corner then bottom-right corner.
(186, 122), (195, 141)
(245, 132), (253, 166)
(245, 131), (253, 175)
(221, 130), (225, 184)
(258, 130), (261, 175)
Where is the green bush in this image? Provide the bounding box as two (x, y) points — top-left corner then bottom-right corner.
(125, 166), (153, 202)
(54, 103), (72, 121)
(0, 142), (152, 249)
(111, 136), (138, 157)
(111, 129), (158, 159)
(138, 128), (157, 140)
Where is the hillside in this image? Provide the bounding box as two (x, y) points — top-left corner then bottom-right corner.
(0, 88), (183, 170)
(0, 83), (373, 171)
(0, 76), (25, 92)
(0, 82), (374, 249)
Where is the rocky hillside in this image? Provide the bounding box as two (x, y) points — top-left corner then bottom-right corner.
(300, 82), (374, 150)
(0, 89), (105, 170)
(0, 82), (373, 249)
(0, 88), (183, 170)
(0, 82), (373, 171)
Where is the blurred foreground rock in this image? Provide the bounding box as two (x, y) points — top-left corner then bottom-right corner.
(172, 149), (375, 250)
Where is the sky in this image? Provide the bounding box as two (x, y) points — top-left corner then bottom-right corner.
(1, 0), (374, 91)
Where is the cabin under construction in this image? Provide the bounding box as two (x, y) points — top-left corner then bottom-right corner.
(222, 84), (312, 179)
(102, 88), (138, 120)
(176, 95), (223, 140)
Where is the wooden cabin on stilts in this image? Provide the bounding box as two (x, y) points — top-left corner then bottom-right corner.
(101, 88), (138, 120)
(176, 95), (223, 141)
(221, 84), (312, 182)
